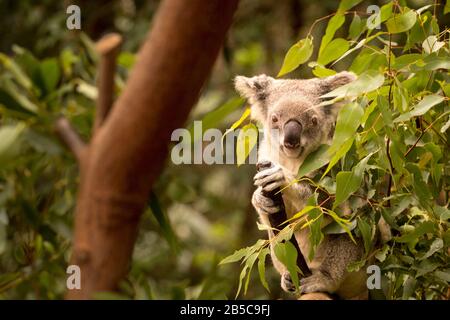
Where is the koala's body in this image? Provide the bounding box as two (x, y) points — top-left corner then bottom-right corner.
(235, 72), (368, 300)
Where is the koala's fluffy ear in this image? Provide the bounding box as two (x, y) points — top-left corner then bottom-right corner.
(234, 74), (274, 104)
(320, 71), (357, 94)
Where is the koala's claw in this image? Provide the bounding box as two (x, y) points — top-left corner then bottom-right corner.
(281, 272), (297, 293)
(253, 164), (285, 192)
(252, 188), (280, 214)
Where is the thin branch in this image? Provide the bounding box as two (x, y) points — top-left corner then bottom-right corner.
(404, 131), (425, 157)
(94, 33), (123, 131)
(386, 138), (394, 207)
(386, 33), (394, 207)
(55, 117), (86, 162)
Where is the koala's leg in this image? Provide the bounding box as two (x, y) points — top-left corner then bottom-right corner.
(299, 234), (364, 295)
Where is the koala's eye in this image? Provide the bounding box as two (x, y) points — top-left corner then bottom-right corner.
(311, 116), (318, 126)
(271, 114), (278, 123)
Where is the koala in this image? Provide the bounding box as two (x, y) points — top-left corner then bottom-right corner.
(235, 72), (368, 300)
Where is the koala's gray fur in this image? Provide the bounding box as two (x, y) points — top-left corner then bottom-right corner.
(235, 72), (368, 299)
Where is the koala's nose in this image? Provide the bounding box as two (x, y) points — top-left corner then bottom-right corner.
(283, 120), (302, 149)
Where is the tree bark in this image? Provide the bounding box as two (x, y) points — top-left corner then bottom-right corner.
(67, 0), (239, 299)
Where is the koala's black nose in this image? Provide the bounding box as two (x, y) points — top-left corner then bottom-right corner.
(283, 120), (302, 149)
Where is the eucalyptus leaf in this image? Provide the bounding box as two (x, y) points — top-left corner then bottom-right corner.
(278, 37), (313, 77)
(386, 9), (417, 34)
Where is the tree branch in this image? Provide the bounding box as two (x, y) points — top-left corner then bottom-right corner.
(94, 33), (122, 131)
(55, 117), (86, 163)
(67, 0), (238, 299)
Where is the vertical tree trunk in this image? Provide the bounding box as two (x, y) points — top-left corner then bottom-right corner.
(66, 0), (239, 299)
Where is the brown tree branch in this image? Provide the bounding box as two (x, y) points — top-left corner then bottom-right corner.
(55, 117), (86, 162)
(67, 0), (238, 299)
(94, 33), (122, 131)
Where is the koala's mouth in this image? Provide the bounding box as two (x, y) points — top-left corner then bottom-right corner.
(282, 145), (304, 158)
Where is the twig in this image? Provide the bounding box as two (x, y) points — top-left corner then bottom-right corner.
(386, 138), (394, 207)
(94, 33), (123, 131)
(404, 131), (424, 157)
(55, 116), (86, 162)
(386, 33), (394, 207)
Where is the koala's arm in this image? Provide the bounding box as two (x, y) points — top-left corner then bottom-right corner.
(252, 186), (297, 292)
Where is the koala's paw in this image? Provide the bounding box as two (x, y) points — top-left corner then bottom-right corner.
(252, 187), (280, 214)
(254, 163), (285, 193)
(299, 273), (336, 295)
(281, 272), (297, 293)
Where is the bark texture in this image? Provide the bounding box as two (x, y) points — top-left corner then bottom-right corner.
(66, 0), (239, 299)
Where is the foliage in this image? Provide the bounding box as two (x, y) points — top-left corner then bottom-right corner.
(224, 0), (450, 300)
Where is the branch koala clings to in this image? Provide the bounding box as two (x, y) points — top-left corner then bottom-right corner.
(235, 72), (369, 300)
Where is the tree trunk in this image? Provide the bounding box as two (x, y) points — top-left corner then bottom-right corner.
(66, 0), (239, 299)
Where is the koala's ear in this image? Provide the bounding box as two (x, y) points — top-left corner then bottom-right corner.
(234, 74), (274, 103)
(320, 71), (356, 94)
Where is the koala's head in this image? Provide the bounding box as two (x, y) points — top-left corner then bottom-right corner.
(234, 72), (356, 160)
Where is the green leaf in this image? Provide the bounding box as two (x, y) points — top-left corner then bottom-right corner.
(392, 53), (422, 70)
(323, 219), (357, 235)
(220, 247), (250, 265)
(445, 0), (450, 14)
(393, 79), (408, 112)
(236, 123), (258, 166)
(396, 221), (435, 243)
(222, 107), (250, 145)
(274, 241), (299, 289)
(334, 152), (372, 208)
(0, 123), (26, 168)
(441, 116), (450, 133)
(39, 58), (60, 93)
(244, 251), (259, 295)
(419, 238), (443, 260)
(328, 102), (364, 155)
(434, 270), (450, 283)
(358, 218), (373, 255)
(0, 53), (33, 91)
(0, 78), (38, 113)
(297, 144), (330, 177)
(317, 38), (349, 66)
(319, 15), (345, 56)
(117, 52), (136, 69)
(312, 65), (336, 78)
(60, 49), (79, 76)
(402, 276), (416, 299)
(422, 36), (445, 54)
(289, 205), (316, 222)
(377, 95), (393, 127)
(333, 32), (386, 66)
(189, 97), (244, 139)
(368, 2), (393, 30)
(257, 248), (270, 292)
(278, 37), (313, 77)
(394, 94), (444, 123)
(322, 137), (354, 178)
(375, 244), (389, 262)
(307, 208), (323, 260)
(338, 0), (363, 13)
(148, 191), (179, 253)
(324, 209), (356, 243)
(411, 54), (450, 71)
(386, 9), (417, 34)
(235, 264), (249, 299)
(321, 70), (384, 99)
(348, 14), (364, 39)
(405, 163), (433, 206)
